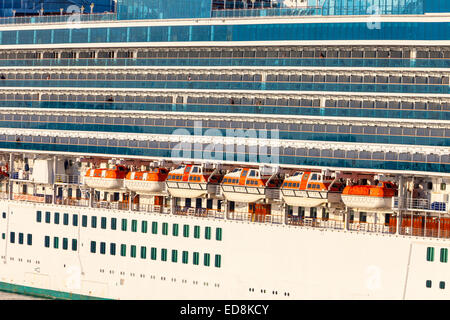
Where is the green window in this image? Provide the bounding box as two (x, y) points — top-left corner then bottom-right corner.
(151, 247), (157, 260)
(216, 228), (222, 241)
(53, 237), (59, 249)
(111, 217), (117, 230)
(9, 232), (14, 243)
(427, 247), (435, 261)
(45, 212), (51, 223)
(72, 214), (78, 226)
(194, 226), (200, 239)
(172, 223), (179, 236)
(110, 243), (116, 255)
(120, 244), (126, 256)
(1, 233), (4, 240)
(182, 251), (188, 264)
(215, 254), (221, 268)
(100, 242), (106, 254)
(161, 248), (167, 261)
(183, 225), (189, 238)
(193, 252), (199, 265)
(90, 241), (96, 253)
(171, 249), (178, 263)
(440, 248), (448, 263)
(63, 238), (68, 250)
(81, 215), (87, 227)
(54, 212), (60, 224)
(72, 239), (77, 251)
(440, 281), (446, 289)
(91, 216), (97, 228)
(204, 253), (210, 266)
(44, 236), (50, 248)
(36, 211), (42, 223)
(27, 234), (32, 245)
(18, 233), (23, 244)
(205, 227), (211, 240)
(426, 280), (432, 288)
(141, 221), (148, 233)
(131, 245), (137, 258)
(162, 222), (168, 235)
(131, 220), (137, 232)
(152, 221), (158, 234)
(121, 219), (127, 231)
(140, 246), (147, 259)
(63, 213), (69, 226)
(101, 217), (107, 229)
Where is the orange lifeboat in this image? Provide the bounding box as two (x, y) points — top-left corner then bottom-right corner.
(84, 165), (128, 189)
(341, 181), (397, 210)
(166, 164), (222, 198)
(124, 168), (169, 194)
(221, 167), (281, 203)
(281, 171), (344, 207)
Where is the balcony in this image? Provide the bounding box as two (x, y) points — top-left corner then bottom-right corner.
(392, 197), (449, 213)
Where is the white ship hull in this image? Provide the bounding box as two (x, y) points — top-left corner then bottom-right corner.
(0, 199), (446, 300)
(341, 195), (393, 210)
(124, 180), (166, 195)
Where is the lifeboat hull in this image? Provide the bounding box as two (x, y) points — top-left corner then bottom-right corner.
(281, 190), (342, 207)
(221, 185), (266, 203)
(166, 181), (210, 198)
(84, 177), (124, 190)
(341, 195), (392, 210)
(124, 180), (166, 195)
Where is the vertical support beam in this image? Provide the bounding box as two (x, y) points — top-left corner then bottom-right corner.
(438, 213), (441, 238)
(129, 191), (133, 212)
(53, 155), (57, 204)
(345, 207), (349, 230)
(170, 196), (175, 215)
(90, 187), (94, 208)
(8, 153), (13, 201)
(396, 175), (404, 235)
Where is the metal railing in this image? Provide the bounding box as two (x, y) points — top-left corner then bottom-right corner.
(0, 12), (116, 26)
(132, 203), (170, 214)
(287, 216), (345, 230)
(348, 222), (396, 234)
(55, 197), (89, 207)
(227, 211), (283, 224)
(393, 197), (449, 213)
(174, 206), (225, 219)
(212, 6), (322, 18)
(93, 201), (129, 211)
(54, 174), (80, 185)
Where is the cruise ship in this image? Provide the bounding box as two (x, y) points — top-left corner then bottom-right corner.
(0, 0), (447, 300)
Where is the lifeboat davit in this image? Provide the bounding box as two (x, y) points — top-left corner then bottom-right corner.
(221, 168), (281, 203)
(165, 164), (221, 198)
(124, 168), (169, 195)
(341, 181), (397, 210)
(84, 165), (128, 190)
(281, 171), (343, 207)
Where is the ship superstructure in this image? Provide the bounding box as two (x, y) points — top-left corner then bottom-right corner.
(0, 0), (447, 299)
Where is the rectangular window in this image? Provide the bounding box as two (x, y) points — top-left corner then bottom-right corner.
(18, 233), (23, 244)
(27, 234), (32, 245)
(140, 246), (147, 259)
(141, 221), (148, 233)
(183, 225), (189, 238)
(151, 247), (157, 260)
(427, 247), (435, 261)
(162, 222), (168, 235)
(53, 237), (59, 249)
(172, 223), (179, 236)
(182, 251), (188, 264)
(120, 244), (126, 256)
(193, 252), (199, 265)
(204, 253), (210, 266)
(54, 212), (60, 224)
(440, 248), (448, 263)
(131, 220), (137, 232)
(90, 241), (96, 253)
(440, 281), (446, 289)
(215, 254), (221, 268)
(63, 213), (69, 226)
(45, 211), (51, 223)
(82, 215), (87, 227)
(110, 243), (116, 255)
(216, 228), (222, 241)
(101, 217), (107, 229)
(152, 221), (158, 234)
(194, 226), (200, 239)
(9, 232), (14, 243)
(100, 242), (106, 254)
(172, 249), (178, 263)
(72, 239), (77, 251)
(121, 219), (127, 231)
(91, 216), (97, 228)
(426, 280), (432, 288)
(63, 238), (68, 250)
(1, 233), (4, 240)
(36, 211), (42, 222)
(111, 217), (117, 230)
(44, 235), (50, 248)
(161, 248), (167, 261)
(205, 227), (211, 240)
(72, 214), (78, 226)
(131, 245), (137, 258)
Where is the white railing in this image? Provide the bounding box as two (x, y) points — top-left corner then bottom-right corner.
(54, 174), (80, 185)
(287, 216), (345, 230)
(393, 197), (449, 213)
(227, 211), (283, 224)
(174, 206), (225, 219)
(348, 222), (395, 234)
